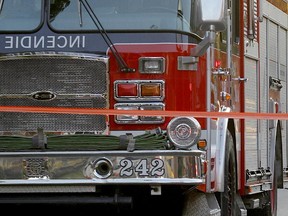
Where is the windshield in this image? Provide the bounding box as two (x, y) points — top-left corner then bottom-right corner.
(49, 0), (193, 33)
(0, 0), (42, 31)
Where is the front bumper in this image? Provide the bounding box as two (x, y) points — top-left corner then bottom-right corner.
(0, 150), (206, 193)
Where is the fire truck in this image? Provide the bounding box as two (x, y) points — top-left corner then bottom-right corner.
(0, 0), (287, 215)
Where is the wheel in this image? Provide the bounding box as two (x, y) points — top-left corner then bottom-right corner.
(217, 130), (237, 216)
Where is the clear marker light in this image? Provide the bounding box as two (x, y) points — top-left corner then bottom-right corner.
(139, 57), (165, 74)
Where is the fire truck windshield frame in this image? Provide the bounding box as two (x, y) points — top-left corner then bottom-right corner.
(0, 0), (42, 31)
(49, 0), (194, 33)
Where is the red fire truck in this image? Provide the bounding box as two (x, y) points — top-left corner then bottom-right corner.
(0, 0), (287, 215)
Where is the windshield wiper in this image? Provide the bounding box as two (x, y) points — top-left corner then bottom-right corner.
(78, 0), (83, 27)
(79, 0), (135, 73)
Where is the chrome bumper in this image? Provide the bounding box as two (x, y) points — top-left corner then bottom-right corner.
(0, 150), (206, 193)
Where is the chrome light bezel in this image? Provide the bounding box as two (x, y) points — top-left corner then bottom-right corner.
(139, 57), (165, 74)
(114, 80), (165, 101)
(167, 117), (201, 149)
(114, 103), (165, 124)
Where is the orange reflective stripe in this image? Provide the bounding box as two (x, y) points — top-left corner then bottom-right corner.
(1, 106), (288, 120)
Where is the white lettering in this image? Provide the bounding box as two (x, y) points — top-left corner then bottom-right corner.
(69, 36), (80, 48)
(34, 36), (45, 48)
(21, 36), (32, 48)
(15, 36), (19, 49)
(57, 36), (67, 48)
(82, 36), (85, 48)
(46, 36), (55, 48)
(4, 35), (86, 49)
(5, 36), (13, 49)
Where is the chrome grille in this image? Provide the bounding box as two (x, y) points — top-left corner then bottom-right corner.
(0, 53), (109, 133)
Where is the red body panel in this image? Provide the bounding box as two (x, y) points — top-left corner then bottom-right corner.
(108, 43), (207, 130)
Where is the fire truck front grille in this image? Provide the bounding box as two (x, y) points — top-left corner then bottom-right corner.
(0, 53), (109, 133)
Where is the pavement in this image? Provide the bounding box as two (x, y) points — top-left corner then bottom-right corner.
(278, 189), (288, 216)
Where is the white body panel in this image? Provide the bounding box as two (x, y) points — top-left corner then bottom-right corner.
(244, 1), (288, 172)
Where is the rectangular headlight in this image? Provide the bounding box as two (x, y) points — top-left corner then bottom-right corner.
(114, 103), (165, 124)
(139, 57), (165, 74)
(115, 106), (139, 121)
(140, 105), (164, 122)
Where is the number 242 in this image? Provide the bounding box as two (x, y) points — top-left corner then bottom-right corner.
(119, 159), (165, 177)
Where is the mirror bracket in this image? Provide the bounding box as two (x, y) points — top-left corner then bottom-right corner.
(177, 25), (216, 71)
(190, 25), (216, 57)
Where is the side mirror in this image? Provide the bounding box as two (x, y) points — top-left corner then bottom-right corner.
(193, 0), (227, 32)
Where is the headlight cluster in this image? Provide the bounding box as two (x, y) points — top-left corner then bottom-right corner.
(114, 79), (165, 124)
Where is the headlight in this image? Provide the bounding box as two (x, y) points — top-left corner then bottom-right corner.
(139, 57), (165, 74)
(167, 117), (201, 149)
(114, 103), (165, 124)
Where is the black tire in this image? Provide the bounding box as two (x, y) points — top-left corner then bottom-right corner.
(217, 130), (237, 216)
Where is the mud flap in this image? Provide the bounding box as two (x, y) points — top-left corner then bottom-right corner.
(182, 190), (221, 216)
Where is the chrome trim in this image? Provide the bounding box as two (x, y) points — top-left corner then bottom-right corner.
(31, 91), (56, 101)
(0, 150), (206, 186)
(93, 158), (113, 179)
(114, 103), (165, 124)
(2, 52), (108, 61)
(167, 117), (201, 149)
(138, 57), (165, 74)
(245, 182), (272, 195)
(0, 93), (105, 100)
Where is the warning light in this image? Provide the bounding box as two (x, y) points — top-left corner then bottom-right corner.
(215, 60), (221, 68)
